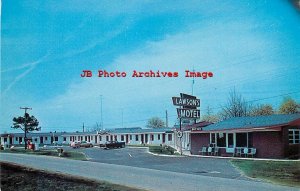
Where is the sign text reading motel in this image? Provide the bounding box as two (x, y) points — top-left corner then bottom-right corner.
(172, 93), (200, 119)
(177, 108), (200, 118)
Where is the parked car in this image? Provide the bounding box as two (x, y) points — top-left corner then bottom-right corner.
(104, 141), (125, 149)
(70, 141), (93, 148)
(70, 141), (80, 148)
(80, 141), (93, 148)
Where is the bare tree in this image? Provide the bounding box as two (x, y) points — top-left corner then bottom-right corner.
(220, 89), (251, 120)
(201, 106), (220, 123)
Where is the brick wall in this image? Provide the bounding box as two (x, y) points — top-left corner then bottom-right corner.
(252, 131), (284, 158)
(190, 133), (210, 155)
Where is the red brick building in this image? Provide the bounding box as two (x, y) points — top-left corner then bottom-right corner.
(190, 114), (300, 158)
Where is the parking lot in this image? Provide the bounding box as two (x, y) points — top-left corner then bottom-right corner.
(64, 146), (247, 180)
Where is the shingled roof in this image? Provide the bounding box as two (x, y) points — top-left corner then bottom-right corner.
(204, 113), (300, 131)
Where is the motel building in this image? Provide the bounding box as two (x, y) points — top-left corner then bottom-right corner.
(174, 121), (212, 154)
(63, 127), (175, 146)
(1, 114), (299, 159)
(189, 114), (300, 159)
(0, 132), (67, 147)
(0, 128), (175, 148)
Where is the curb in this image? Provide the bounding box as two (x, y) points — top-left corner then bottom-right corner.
(182, 154), (300, 162)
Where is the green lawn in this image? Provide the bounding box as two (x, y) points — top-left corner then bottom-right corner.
(1, 162), (145, 191)
(0, 148), (87, 161)
(148, 145), (179, 155)
(231, 159), (300, 187)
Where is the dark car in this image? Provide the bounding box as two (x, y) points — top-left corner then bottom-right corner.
(104, 141), (125, 149)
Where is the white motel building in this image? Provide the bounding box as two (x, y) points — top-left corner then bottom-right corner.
(0, 127), (176, 147)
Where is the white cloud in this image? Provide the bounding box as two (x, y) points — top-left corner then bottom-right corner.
(34, 19), (281, 130)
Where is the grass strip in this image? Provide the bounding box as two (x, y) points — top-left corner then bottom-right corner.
(0, 148), (87, 161)
(231, 159), (300, 187)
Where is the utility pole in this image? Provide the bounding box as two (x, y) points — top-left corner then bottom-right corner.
(192, 66), (195, 96)
(82, 122), (85, 132)
(100, 95), (103, 130)
(179, 116), (182, 155)
(20, 107), (32, 150)
(121, 108), (124, 128)
(165, 110), (168, 128)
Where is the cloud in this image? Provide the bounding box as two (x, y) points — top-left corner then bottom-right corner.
(35, 19), (283, 130)
(1, 54), (49, 96)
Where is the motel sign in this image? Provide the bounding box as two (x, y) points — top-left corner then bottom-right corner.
(177, 108), (200, 118)
(172, 93), (200, 119)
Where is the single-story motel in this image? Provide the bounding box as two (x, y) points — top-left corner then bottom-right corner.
(1, 114), (299, 159)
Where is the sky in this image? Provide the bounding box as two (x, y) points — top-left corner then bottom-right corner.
(1, 0), (300, 133)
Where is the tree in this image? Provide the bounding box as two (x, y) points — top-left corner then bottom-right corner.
(220, 89), (251, 120)
(279, 97), (299, 114)
(146, 117), (165, 128)
(250, 104), (275, 116)
(201, 106), (220, 123)
(12, 112), (40, 149)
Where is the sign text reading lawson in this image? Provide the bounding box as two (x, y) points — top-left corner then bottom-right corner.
(177, 108), (200, 119)
(172, 97), (200, 107)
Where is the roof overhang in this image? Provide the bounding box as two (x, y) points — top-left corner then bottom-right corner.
(191, 125), (283, 134)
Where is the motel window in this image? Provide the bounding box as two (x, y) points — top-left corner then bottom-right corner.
(99, 136), (102, 141)
(106, 136), (109, 141)
(45, 137), (48, 141)
(114, 135), (117, 141)
(70, 137), (72, 141)
(216, 133), (226, 147)
(75, 136), (77, 141)
(168, 134), (172, 141)
(19, 137), (23, 143)
(81, 136), (83, 141)
(227, 133), (234, 148)
(63, 137), (66, 141)
(130, 135), (132, 140)
(135, 135), (139, 141)
(289, 129), (300, 144)
(158, 134), (160, 140)
(85, 136), (87, 141)
(150, 134), (154, 141)
(91, 136), (93, 141)
(78, 136), (80, 140)
(34, 138), (38, 142)
(121, 135), (124, 141)
(210, 133), (216, 145)
(55, 137), (58, 141)
(4, 138), (7, 142)
(15, 137), (18, 141)
(236, 133), (247, 147)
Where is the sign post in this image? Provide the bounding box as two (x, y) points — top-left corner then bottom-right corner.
(172, 93), (200, 155)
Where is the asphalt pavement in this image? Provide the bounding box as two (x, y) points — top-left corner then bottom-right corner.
(75, 147), (244, 179)
(0, 153), (298, 191)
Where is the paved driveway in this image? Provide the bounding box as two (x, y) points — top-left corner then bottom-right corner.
(1, 153), (297, 191)
(66, 147), (245, 180)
